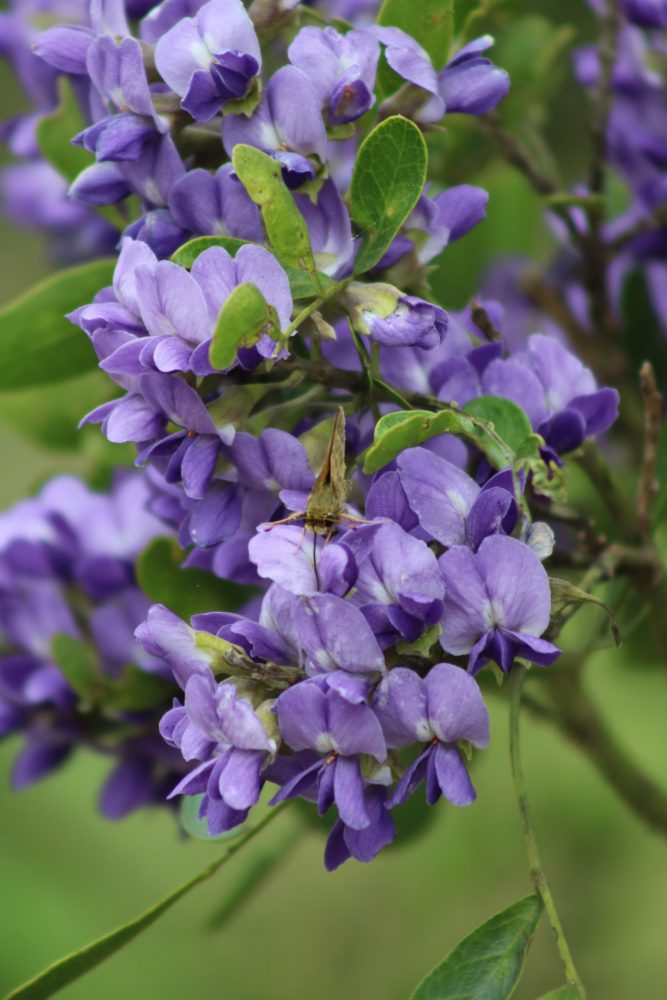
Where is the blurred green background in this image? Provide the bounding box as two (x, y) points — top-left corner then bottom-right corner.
(1, 1), (666, 998)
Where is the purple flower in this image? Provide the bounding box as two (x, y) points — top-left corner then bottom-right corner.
(438, 36), (510, 116)
(288, 26), (380, 125)
(294, 179), (354, 277)
(168, 163), (263, 241)
(396, 448), (518, 549)
(162, 669), (276, 833)
(271, 681), (387, 831)
(345, 521), (445, 646)
(222, 65), (328, 189)
(374, 663), (489, 806)
(155, 0), (261, 121)
(249, 524), (357, 597)
(439, 535), (561, 674)
(345, 281), (448, 348)
(481, 334), (620, 456)
(371, 29), (508, 123)
(324, 784), (395, 870)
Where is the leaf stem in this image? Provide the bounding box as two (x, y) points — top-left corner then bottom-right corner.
(283, 278), (352, 341)
(509, 666), (587, 999)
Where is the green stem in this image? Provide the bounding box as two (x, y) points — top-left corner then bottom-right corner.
(509, 667), (587, 999)
(282, 278), (352, 341)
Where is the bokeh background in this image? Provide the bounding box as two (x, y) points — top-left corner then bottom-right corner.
(1, 2), (666, 998)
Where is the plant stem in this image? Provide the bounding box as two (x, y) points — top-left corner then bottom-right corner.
(509, 666), (587, 998)
(283, 278), (352, 341)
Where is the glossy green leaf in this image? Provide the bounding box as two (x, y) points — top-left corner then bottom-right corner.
(463, 396), (532, 452)
(410, 894), (543, 1000)
(0, 258), (115, 390)
(51, 634), (98, 701)
(209, 282), (279, 370)
(378, 0), (454, 67)
(363, 408), (514, 475)
(349, 116), (428, 274)
(136, 536), (257, 619)
(35, 78), (91, 183)
(3, 807), (284, 1000)
(231, 145), (318, 281)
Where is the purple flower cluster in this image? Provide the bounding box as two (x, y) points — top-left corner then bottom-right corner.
(0, 0), (626, 872)
(0, 473), (182, 818)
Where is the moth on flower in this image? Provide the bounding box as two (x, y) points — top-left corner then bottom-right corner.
(267, 407), (367, 538)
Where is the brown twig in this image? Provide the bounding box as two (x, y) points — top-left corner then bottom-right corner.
(635, 361), (663, 539)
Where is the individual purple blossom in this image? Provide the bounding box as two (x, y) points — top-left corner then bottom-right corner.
(373, 663), (489, 807)
(249, 524), (357, 597)
(481, 334), (620, 457)
(344, 521), (445, 646)
(377, 183), (489, 270)
(161, 669), (277, 833)
(345, 281), (448, 349)
(294, 179), (355, 277)
(222, 65), (328, 189)
(292, 593), (386, 702)
(271, 680), (387, 832)
(155, 0), (261, 121)
(288, 25), (380, 125)
(371, 29), (509, 123)
(168, 163), (263, 242)
(437, 36), (510, 117)
(396, 448), (518, 550)
(439, 535), (561, 674)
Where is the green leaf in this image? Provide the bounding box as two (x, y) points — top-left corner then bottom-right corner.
(136, 536), (257, 619)
(171, 236), (249, 268)
(363, 408), (514, 475)
(231, 145), (319, 282)
(0, 259), (116, 390)
(51, 634), (98, 701)
(410, 894), (543, 1000)
(350, 116), (428, 274)
(378, 0), (454, 67)
(36, 78), (91, 183)
(209, 282), (279, 370)
(3, 806), (285, 1000)
(462, 396), (532, 453)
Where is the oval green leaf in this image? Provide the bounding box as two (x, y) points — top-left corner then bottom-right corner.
(209, 281), (278, 370)
(411, 894), (543, 1000)
(350, 116), (428, 274)
(363, 408), (514, 475)
(231, 145), (319, 282)
(462, 396), (532, 452)
(0, 258), (115, 390)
